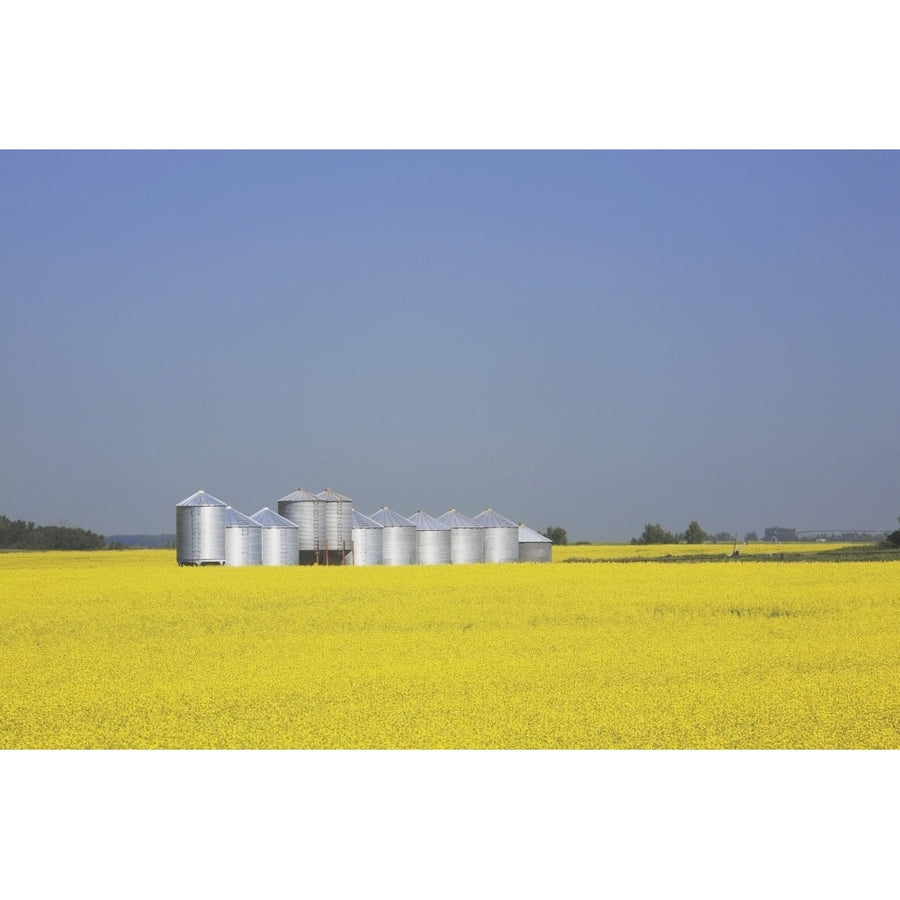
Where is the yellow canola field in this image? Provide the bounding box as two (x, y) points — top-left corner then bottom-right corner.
(2, 550), (898, 749)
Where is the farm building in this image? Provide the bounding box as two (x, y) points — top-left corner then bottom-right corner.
(277, 487), (320, 563)
(408, 511), (451, 565)
(224, 506), (262, 566)
(518, 524), (553, 562)
(175, 490), (227, 566)
(473, 508), (519, 563)
(317, 488), (353, 563)
(436, 509), (485, 564)
(251, 508), (300, 566)
(350, 509), (383, 566)
(369, 507), (417, 566)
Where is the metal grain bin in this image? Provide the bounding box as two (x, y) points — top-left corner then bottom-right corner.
(175, 489), (227, 565)
(518, 523), (553, 562)
(351, 509), (383, 566)
(225, 506), (263, 566)
(473, 508), (519, 563)
(277, 487), (320, 554)
(317, 488), (353, 563)
(408, 511), (451, 565)
(369, 507), (417, 566)
(437, 508), (484, 564)
(251, 507), (300, 566)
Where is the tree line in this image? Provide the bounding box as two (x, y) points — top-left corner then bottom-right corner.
(633, 520), (900, 546)
(631, 522), (757, 545)
(0, 515), (105, 551)
(631, 521), (731, 545)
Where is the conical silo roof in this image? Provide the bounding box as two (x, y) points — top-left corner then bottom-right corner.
(352, 510), (383, 529)
(176, 489), (227, 507)
(408, 511), (450, 531)
(518, 524), (552, 543)
(278, 487), (320, 503)
(317, 488), (352, 502)
(369, 507), (415, 528)
(437, 509), (482, 529)
(226, 507), (261, 528)
(251, 507), (298, 528)
(473, 508), (518, 528)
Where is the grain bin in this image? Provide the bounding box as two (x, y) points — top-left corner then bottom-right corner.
(351, 509), (383, 566)
(518, 523), (552, 562)
(175, 489), (227, 565)
(473, 508), (519, 563)
(437, 508), (484, 564)
(251, 507), (300, 566)
(225, 506), (262, 566)
(277, 487), (320, 564)
(317, 488), (353, 563)
(408, 511), (451, 565)
(369, 507), (417, 566)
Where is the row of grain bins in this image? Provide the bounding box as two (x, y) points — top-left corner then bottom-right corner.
(357, 509), (553, 565)
(351, 508), (552, 565)
(176, 488), (552, 566)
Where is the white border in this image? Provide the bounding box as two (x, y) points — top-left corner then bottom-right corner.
(2, 2), (898, 148)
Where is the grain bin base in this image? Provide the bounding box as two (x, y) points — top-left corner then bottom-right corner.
(296, 547), (353, 565)
(317, 545), (352, 565)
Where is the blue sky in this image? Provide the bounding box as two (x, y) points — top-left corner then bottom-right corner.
(2, 150), (898, 540)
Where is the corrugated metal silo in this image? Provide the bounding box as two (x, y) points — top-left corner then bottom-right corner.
(251, 507), (300, 566)
(225, 506), (262, 566)
(408, 511), (451, 565)
(369, 507), (417, 566)
(437, 509), (484, 564)
(518, 523), (553, 562)
(351, 509), (383, 566)
(473, 508), (519, 563)
(175, 489), (227, 565)
(317, 488), (353, 563)
(277, 487), (320, 563)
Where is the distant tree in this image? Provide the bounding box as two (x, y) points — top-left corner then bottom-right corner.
(0, 515), (35, 547)
(541, 526), (568, 545)
(631, 523), (677, 545)
(744, 531), (758, 542)
(684, 521), (707, 544)
(887, 517), (900, 547)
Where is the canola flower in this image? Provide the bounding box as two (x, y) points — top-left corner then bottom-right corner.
(1, 549), (898, 749)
